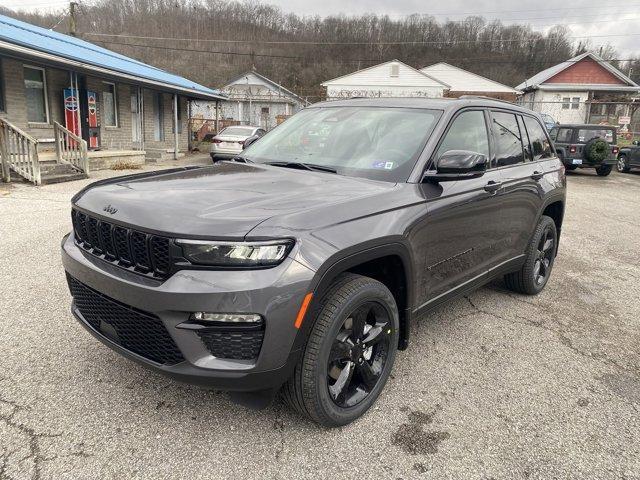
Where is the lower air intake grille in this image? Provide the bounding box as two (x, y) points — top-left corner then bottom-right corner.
(196, 328), (264, 361)
(67, 275), (185, 365)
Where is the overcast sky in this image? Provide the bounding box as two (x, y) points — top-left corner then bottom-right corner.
(2, 0), (638, 57)
(266, 0), (640, 58)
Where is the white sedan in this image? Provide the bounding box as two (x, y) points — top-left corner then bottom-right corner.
(210, 126), (266, 160)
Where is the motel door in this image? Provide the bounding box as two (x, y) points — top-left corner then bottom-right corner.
(131, 87), (144, 150)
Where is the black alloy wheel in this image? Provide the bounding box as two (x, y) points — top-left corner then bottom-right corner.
(617, 155), (630, 173)
(533, 226), (555, 286)
(327, 302), (391, 408)
(282, 273), (399, 427)
(504, 215), (557, 295)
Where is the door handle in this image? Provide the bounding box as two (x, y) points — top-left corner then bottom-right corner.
(484, 180), (502, 193)
(531, 171), (544, 181)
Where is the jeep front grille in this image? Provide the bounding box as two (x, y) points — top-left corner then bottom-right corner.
(71, 209), (172, 279)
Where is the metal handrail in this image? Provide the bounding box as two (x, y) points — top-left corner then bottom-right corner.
(54, 122), (89, 175)
(0, 118), (41, 185)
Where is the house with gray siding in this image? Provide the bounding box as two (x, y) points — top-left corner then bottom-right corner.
(0, 14), (224, 184)
(192, 71), (305, 132)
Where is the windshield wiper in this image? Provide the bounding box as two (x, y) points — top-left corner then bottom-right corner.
(265, 161), (337, 174)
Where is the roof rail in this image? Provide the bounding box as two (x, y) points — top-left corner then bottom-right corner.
(458, 95), (516, 105)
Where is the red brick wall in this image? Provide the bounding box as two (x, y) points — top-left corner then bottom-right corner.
(545, 58), (625, 85)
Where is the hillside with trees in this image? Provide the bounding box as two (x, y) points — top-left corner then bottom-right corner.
(2, 0), (636, 101)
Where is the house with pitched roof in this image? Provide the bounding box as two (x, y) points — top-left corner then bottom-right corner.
(0, 14), (225, 184)
(420, 62), (520, 101)
(515, 52), (640, 125)
(192, 70), (306, 132)
(321, 60), (449, 100)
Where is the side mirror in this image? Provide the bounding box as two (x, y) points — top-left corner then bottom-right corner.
(243, 134), (260, 149)
(423, 150), (488, 182)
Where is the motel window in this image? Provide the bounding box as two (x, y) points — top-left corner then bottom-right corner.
(154, 93), (165, 141)
(102, 82), (118, 127)
(571, 97), (580, 110)
(562, 97), (570, 109)
(24, 66), (49, 123)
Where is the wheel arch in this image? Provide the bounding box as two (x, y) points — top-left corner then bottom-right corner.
(539, 198), (565, 250)
(301, 243), (414, 352)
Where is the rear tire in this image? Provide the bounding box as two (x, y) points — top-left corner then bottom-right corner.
(282, 273), (399, 427)
(504, 215), (557, 295)
(596, 164), (612, 176)
(617, 155), (630, 173)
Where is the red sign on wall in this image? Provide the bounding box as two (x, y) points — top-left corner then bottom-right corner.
(63, 88), (80, 136)
(87, 90), (98, 128)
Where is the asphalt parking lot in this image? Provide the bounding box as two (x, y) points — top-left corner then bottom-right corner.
(1, 165), (639, 480)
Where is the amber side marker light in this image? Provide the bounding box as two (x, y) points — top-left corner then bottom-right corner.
(294, 293), (314, 329)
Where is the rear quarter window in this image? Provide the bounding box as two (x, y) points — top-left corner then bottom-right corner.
(556, 128), (573, 143)
(577, 129), (615, 143)
(523, 117), (552, 161)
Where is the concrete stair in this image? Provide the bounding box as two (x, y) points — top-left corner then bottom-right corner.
(40, 162), (88, 184)
(10, 161), (88, 185)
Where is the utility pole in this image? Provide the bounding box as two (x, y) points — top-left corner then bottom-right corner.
(69, 2), (77, 37)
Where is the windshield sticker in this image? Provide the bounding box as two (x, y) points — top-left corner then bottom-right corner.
(371, 161), (394, 169)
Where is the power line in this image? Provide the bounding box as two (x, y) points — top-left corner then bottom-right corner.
(88, 31), (640, 47)
(92, 39), (639, 65)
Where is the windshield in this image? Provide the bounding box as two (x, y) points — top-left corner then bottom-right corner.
(242, 106), (441, 182)
(577, 128), (615, 143)
(220, 127), (255, 136)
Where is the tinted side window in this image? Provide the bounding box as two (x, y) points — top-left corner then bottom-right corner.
(549, 127), (558, 141)
(436, 110), (489, 159)
(523, 117), (552, 161)
(556, 128), (573, 143)
(491, 111), (524, 167)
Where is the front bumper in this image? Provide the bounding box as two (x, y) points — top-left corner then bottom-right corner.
(61, 233), (316, 391)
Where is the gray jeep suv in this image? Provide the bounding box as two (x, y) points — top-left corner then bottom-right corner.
(549, 124), (619, 176)
(62, 98), (566, 426)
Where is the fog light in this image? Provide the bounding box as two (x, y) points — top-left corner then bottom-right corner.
(191, 312), (263, 323)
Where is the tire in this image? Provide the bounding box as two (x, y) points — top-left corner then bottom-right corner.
(504, 215), (557, 295)
(596, 164), (612, 176)
(617, 155), (631, 173)
(282, 273), (399, 427)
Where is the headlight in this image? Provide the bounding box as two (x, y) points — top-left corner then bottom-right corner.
(177, 239), (293, 267)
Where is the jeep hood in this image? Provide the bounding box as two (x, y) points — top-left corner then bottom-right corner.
(73, 162), (396, 239)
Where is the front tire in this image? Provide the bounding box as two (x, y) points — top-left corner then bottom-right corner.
(504, 215), (557, 295)
(596, 164), (612, 176)
(282, 273), (399, 427)
(617, 155), (631, 173)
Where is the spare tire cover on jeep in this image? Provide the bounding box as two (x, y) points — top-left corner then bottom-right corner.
(583, 138), (609, 163)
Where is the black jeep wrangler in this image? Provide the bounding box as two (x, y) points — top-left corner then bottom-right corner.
(549, 124), (619, 176)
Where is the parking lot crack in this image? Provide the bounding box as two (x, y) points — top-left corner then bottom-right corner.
(465, 295), (640, 379)
(0, 396), (62, 480)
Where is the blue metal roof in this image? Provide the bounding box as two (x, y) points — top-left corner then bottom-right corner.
(0, 14), (224, 100)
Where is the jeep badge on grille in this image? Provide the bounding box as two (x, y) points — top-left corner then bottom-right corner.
(103, 205), (118, 215)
